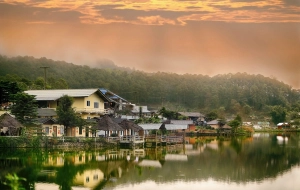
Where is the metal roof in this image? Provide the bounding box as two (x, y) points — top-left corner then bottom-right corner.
(99, 88), (130, 103)
(25, 89), (100, 101)
(170, 120), (193, 125)
(139, 124), (161, 130)
(165, 124), (188, 130)
(178, 112), (205, 117)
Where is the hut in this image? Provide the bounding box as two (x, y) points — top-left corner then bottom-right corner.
(0, 113), (23, 136)
(92, 115), (124, 137)
(119, 119), (144, 136)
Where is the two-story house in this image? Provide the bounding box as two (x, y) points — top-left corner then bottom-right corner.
(25, 89), (113, 137)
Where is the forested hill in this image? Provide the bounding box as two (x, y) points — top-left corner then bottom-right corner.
(1, 55), (299, 118)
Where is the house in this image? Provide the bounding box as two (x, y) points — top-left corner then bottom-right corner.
(178, 112), (205, 124)
(37, 108), (57, 118)
(257, 122), (270, 128)
(99, 88), (133, 111)
(206, 119), (220, 129)
(163, 120), (194, 132)
(0, 113), (23, 136)
(73, 169), (104, 188)
(131, 105), (151, 117)
(277, 122), (290, 129)
(112, 118), (144, 136)
(92, 115), (124, 137)
(25, 89), (113, 120)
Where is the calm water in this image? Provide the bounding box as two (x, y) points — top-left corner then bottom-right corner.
(1, 133), (300, 190)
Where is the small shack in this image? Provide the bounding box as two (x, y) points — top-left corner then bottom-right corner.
(0, 113), (23, 136)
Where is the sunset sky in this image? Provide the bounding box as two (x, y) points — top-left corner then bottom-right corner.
(0, 0), (299, 88)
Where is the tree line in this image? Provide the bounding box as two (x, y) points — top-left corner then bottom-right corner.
(1, 54), (300, 125)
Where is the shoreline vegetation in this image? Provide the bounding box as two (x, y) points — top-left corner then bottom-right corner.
(1, 128), (297, 149)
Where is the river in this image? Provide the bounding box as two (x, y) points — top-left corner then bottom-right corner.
(1, 133), (300, 190)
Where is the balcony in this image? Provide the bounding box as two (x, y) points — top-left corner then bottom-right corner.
(75, 108), (114, 115)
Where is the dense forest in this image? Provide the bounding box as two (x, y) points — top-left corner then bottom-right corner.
(1, 55), (300, 124)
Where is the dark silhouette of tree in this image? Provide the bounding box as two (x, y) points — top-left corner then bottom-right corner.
(270, 106), (287, 125)
(56, 95), (78, 135)
(10, 92), (38, 125)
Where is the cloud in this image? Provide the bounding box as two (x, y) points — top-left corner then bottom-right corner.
(1, 0), (299, 25)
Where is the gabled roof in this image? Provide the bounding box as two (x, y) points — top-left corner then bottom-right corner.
(25, 89), (111, 102)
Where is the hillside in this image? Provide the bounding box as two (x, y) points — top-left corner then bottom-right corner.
(1, 55), (299, 122)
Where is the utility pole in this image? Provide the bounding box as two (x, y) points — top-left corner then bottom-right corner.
(40, 66), (49, 89)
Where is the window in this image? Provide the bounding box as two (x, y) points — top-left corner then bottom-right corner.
(60, 126), (64, 134)
(86, 177), (89, 183)
(79, 127), (82, 135)
(93, 175), (98, 180)
(94, 102), (99, 108)
(45, 127), (49, 135)
(87, 101), (90, 106)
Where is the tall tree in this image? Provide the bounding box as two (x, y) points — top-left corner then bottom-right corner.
(10, 92), (38, 124)
(56, 95), (78, 135)
(270, 106), (287, 125)
(0, 81), (22, 105)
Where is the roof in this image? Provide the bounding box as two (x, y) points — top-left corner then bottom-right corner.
(0, 113), (23, 135)
(277, 122), (289, 126)
(37, 108), (57, 117)
(92, 115), (124, 131)
(25, 89), (110, 102)
(207, 119), (219, 125)
(119, 120), (143, 131)
(37, 118), (58, 124)
(165, 124), (188, 130)
(139, 124), (162, 130)
(99, 88), (130, 103)
(169, 120), (193, 125)
(178, 112), (205, 117)
(111, 117), (124, 124)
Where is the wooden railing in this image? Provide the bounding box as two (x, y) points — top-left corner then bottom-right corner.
(75, 108), (113, 114)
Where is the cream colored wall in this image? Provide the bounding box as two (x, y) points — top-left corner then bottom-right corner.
(84, 92), (105, 109)
(49, 101), (58, 108)
(42, 124), (64, 137)
(74, 169), (104, 188)
(73, 97), (84, 109)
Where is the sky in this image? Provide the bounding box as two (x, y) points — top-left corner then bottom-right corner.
(0, 0), (299, 88)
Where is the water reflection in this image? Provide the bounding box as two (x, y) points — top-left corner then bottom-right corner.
(1, 133), (300, 190)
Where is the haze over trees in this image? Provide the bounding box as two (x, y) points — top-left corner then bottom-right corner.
(1, 54), (300, 125)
